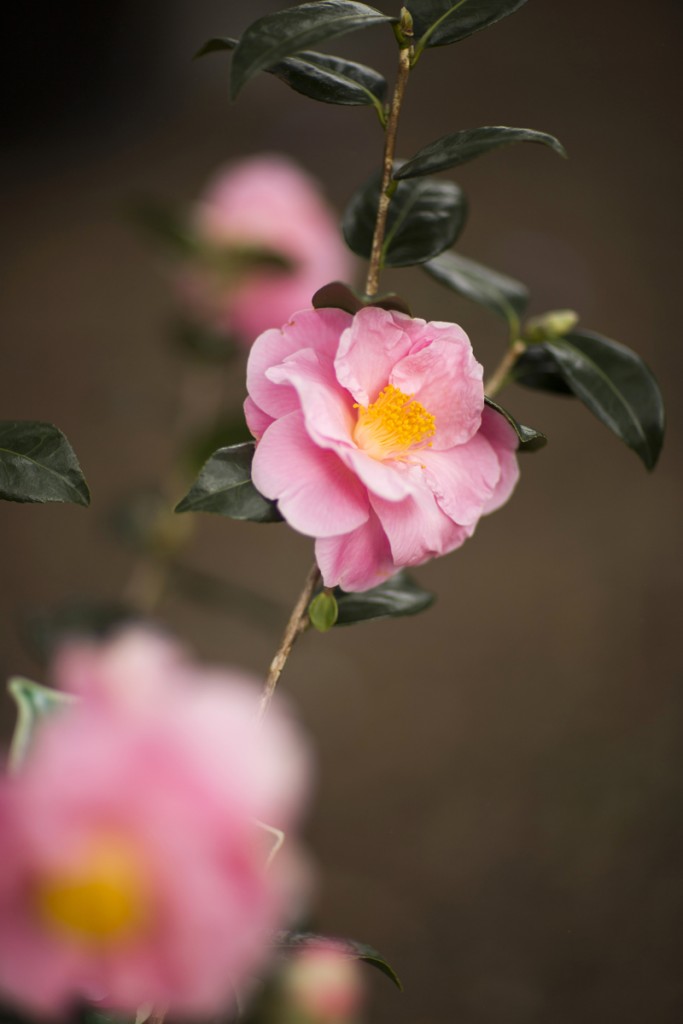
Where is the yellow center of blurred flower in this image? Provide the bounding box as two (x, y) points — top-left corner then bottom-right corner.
(353, 385), (436, 461)
(35, 835), (150, 948)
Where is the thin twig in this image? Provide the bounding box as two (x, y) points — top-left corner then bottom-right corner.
(364, 16), (414, 297)
(259, 562), (321, 716)
(484, 339), (527, 398)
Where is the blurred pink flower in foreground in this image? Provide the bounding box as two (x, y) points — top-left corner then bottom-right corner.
(246, 306), (520, 592)
(282, 940), (365, 1023)
(179, 155), (353, 346)
(0, 629), (311, 1018)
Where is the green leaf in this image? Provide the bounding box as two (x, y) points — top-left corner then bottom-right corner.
(343, 168), (467, 268)
(395, 126), (566, 180)
(8, 677), (75, 772)
(229, 2), (394, 99)
(484, 397), (547, 452)
(277, 933), (402, 990)
(312, 281), (413, 316)
(0, 421), (90, 506)
(510, 345), (573, 394)
(183, 412), (253, 475)
(199, 36), (387, 114)
(334, 570), (435, 625)
(515, 331), (665, 469)
(409, 0), (529, 53)
(308, 591), (339, 631)
(422, 250), (528, 335)
(175, 443), (283, 522)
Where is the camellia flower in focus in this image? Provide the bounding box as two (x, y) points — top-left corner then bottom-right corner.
(0, 629), (311, 1018)
(246, 306), (520, 592)
(178, 155), (353, 346)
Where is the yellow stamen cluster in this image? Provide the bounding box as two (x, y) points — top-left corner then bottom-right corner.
(353, 384), (436, 461)
(35, 835), (151, 948)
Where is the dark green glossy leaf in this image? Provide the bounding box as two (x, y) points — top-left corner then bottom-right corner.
(183, 413), (252, 475)
(230, 2), (394, 99)
(277, 933), (402, 990)
(0, 421), (90, 506)
(8, 677), (75, 772)
(198, 36), (387, 111)
(343, 168), (467, 268)
(175, 443), (283, 522)
(308, 591), (339, 631)
(512, 345), (573, 394)
(516, 331), (665, 469)
(312, 281), (412, 316)
(422, 250), (528, 333)
(409, 0), (529, 52)
(334, 570), (434, 625)
(395, 126), (566, 180)
(484, 397), (546, 452)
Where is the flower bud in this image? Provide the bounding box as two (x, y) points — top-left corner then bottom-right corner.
(523, 309), (579, 343)
(282, 941), (365, 1023)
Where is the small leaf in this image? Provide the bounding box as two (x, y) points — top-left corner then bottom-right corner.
(229, 2), (394, 99)
(515, 331), (665, 469)
(484, 397), (546, 452)
(395, 126), (566, 180)
(0, 421), (90, 506)
(8, 677), (75, 772)
(312, 281), (412, 316)
(198, 36), (387, 113)
(422, 250), (528, 334)
(308, 591), (339, 631)
(409, 0), (529, 53)
(343, 168), (467, 267)
(277, 933), (402, 990)
(175, 443), (283, 522)
(334, 570), (435, 625)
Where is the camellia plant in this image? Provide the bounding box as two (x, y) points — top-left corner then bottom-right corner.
(0, 2), (666, 1023)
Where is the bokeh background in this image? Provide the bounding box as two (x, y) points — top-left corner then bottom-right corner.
(1, 1), (682, 1021)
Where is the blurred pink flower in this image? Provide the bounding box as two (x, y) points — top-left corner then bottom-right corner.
(0, 630), (311, 1018)
(246, 306), (520, 592)
(178, 155), (353, 346)
(282, 940), (365, 1023)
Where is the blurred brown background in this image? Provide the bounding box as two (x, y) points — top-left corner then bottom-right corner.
(1, 2), (682, 1022)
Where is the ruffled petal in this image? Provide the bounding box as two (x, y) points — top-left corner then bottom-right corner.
(252, 412), (369, 537)
(267, 348), (355, 449)
(243, 396), (273, 440)
(247, 308), (352, 421)
(390, 327), (484, 449)
(315, 510), (394, 592)
(479, 405), (520, 514)
(334, 307), (421, 405)
(370, 479), (472, 566)
(420, 433), (500, 526)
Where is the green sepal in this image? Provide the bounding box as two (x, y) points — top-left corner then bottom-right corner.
(7, 677), (75, 773)
(277, 932), (402, 990)
(175, 442), (283, 522)
(308, 591), (339, 632)
(395, 126), (566, 180)
(0, 421), (90, 506)
(312, 281), (412, 316)
(343, 168), (467, 267)
(409, 0), (529, 54)
(197, 36), (387, 115)
(484, 397), (547, 452)
(513, 330), (665, 469)
(422, 250), (528, 337)
(333, 570), (435, 625)
(229, 2), (395, 99)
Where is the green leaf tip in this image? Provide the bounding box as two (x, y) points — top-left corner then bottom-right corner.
(277, 932), (402, 990)
(0, 421), (90, 506)
(484, 397), (547, 452)
(175, 442), (283, 522)
(395, 126), (566, 180)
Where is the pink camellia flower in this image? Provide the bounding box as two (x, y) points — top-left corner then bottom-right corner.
(245, 306), (520, 592)
(178, 155), (353, 346)
(0, 629), (311, 1019)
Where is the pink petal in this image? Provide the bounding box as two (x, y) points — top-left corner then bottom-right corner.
(267, 348), (355, 449)
(334, 307), (420, 405)
(479, 405), (521, 514)
(390, 327), (484, 449)
(315, 510), (394, 592)
(252, 412), (369, 537)
(420, 433), (501, 526)
(337, 445), (417, 502)
(247, 308), (352, 422)
(370, 480), (472, 566)
(244, 396), (273, 440)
